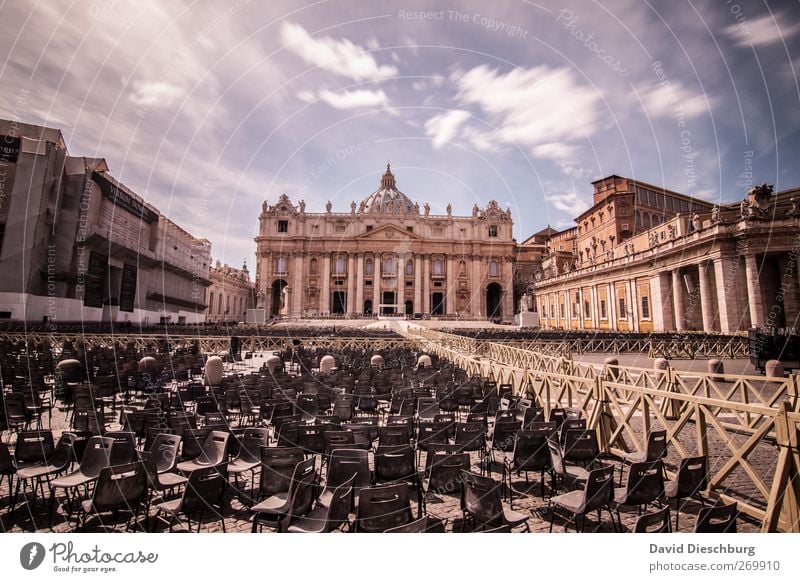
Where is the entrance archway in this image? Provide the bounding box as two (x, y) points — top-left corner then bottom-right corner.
(331, 291), (346, 315)
(363, 299), (373, 315)
(431, 292), (445, 315)
(271, 279), (288, 316)
(487, 283), (503, 321)
(381, 292), (396, 315)
(404, 300), (413, 316)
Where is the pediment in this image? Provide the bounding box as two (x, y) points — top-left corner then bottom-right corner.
(355, 223), (424, 241)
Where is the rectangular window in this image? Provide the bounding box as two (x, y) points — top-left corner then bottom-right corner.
(573, 303), (579, 318)
(584, 300), (591, 319)
(641, 295), (650, 319)
(600, 300), (607, 320)
(406, 226), (413, 233)
(277, 220), (288, 233)
(334, 280), (343, 286)
(365, 280), (373, 286)
(488, 225), (498, 237)
(433, 281), (443, 287)
(366, 225), (373, 232)
(406, 281), (413, 287)
(619, 297), (626, 318)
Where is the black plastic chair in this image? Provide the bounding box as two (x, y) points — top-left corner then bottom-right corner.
(228, 428), (269, 500)
(355, 483), (413, 533)
(257, 446), (305, 502)
(177, 430), (229, 473)
(287, 475), (355, 533)
(694, 502), (738, 533)
(562, 428), (601, 467)
(460, 470), (530, 532)
(13, 430), (55, 467)
(0, 442), (15, 511)
(154, 463), (228, 532)
(548, 465), (616, 532)
(634, 506), (672, 533)
(454, 421), (485, 455)
(76, 461), (149, 531)
(318, 448), (371, 509)
(664, 455), (707, 529)
(105, 431), (138, 466)
(619, 429), (668, 484)
(613, 460), (665, 528)
(503, 428), (552, 503)
(422, 452), (470, 512)
(547, 437), (589, 494)
(49, 436), (113, 526)
(251, 457), (317, 532)
(12, 432), (76, 517)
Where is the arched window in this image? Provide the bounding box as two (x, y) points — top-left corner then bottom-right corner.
(383, 257), (395, 274)
(310, 258), (318, 274)
(406, 259), (413, 275)
(334, 256), (345, 274)
(209, 292), (214, 314)
(217, 294), (223, 314)
(365, 258), (374, 275)
(489, 259), (499, 277)
(459, 260), (466, 276)
(432, 259), (443, 275)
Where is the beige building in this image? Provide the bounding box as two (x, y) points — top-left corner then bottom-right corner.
(254, 165), (517, 321)
(206, 260), (254, 323)
(534, 175), (800, 333)
(0, 119), (212, 324)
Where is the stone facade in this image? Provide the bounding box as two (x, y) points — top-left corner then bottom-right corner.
(206, 260), (254, 322)
(254, 165), (517, 321)
(0, 119), (212, 324)
(534, 176), (800, 333)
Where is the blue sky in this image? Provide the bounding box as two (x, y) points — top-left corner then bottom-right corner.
(1, 0), (798, 270)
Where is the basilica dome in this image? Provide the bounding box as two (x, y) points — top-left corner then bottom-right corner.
(360, 164), (417, 214)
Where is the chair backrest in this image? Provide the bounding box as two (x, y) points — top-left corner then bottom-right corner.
(417, 421), (449, 449)
(297, 424), (327, 454)
(454, 421), (485, 452)
(621, 461), (664, 505)
(356, 484), (413, 532)
(323, 475), (355, 532)
(285, 457), (317, 520)
(198, 431), (230, 465)
(694, 502), (738, 533)
(181, 463), (229, 515)
(149, 433), (182, 473)
(323, 431), (356, 455)
(673, 455), (708, 498)
(385, 515), (429, 533)
(645, 430), (668, 462)
(50, 432), (77, 470)
(79, 436), (114, 478)
(88, 461), (148, 513)
(417, 397), (438, 419)
(234, 428), (269, 464)
(577, 466), (614, 515)
(327, 448), (371, 491)
(276, 421), (303, 448)
(460, 470), (504, 527)
(511, 430), (551, 471)
(106, 431), (137, 466)
(634, 506), (671, 533)
(491, 420), (521, 452)
(427, 452), (470, 495)
(375, 445), (415, 483)
(259, 447), (305, 497)
(14, 430), (55, 464)
(378, 425), (410, 446)
(522, 407), (546, 428)
(548, 408), (567, 427)
(562, 429), (600, 462)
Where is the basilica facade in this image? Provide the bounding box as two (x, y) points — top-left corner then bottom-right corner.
(254, 165), (516, 321)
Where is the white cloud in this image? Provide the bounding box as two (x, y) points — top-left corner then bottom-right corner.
(128, 80), (184, 108)
(545, 192), (590, 216)
(297, 90), (316, 103)
(724, 12), (800, 47)
(317, 88), (391, 109)
(424, 110), (470, 148)
(641, 81), (714, 119)
(280, 22), (398, 81)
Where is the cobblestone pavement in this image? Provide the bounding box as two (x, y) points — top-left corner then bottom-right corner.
(0, 356), (763, 534)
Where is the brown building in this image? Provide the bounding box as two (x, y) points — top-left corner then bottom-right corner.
(206, 260), (255, 323)
(534, 175), (800, 333)
(254, 165), (517, 321)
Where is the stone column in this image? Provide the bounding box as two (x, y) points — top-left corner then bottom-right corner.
(671, 269), (686, 331)
(697, 261), (716, 331)
(414, 255), (422, 313)
(565, 290), (572, 329)
(446, 256), (456, 314)
(713, 256), (746, 333)
(577, 288), (585, 329)
(608, 283), (617, 331)
(629, 279), (640, 332)
(423, 255), (431, 314)
(321, 253), (331, 314)
(744, 254), (764, 328)
(372, 255), (381, 315)
(471, 258), (482, 317)
(590, 286), (599, 329)
(346, 254), (355, 314)
(355, 254), (364, 314)
(396, 253), (405, 314)
(503, 259), (514, 320)
(292, 253), (304, 316)
(779, 255), (800, 329)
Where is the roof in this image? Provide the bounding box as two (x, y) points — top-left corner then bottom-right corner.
(360, 164), (417, 215)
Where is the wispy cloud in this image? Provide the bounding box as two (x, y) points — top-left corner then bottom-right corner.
(724, 11), (800, 47)
(640, 81), (714, 119)
(545, 191), (589, 216)
(425, 110), (470, 148)
(317, 88), (391, 109)
(280, 21), (398, 81)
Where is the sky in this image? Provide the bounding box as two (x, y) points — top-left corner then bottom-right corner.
(1, 0), (799, 271)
